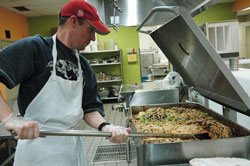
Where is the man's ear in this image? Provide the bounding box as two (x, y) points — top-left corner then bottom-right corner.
(69, 16), (77, 27)
(72, 17), (76, 25)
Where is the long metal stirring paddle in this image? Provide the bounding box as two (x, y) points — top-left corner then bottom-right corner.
(11, 130), (210, 139)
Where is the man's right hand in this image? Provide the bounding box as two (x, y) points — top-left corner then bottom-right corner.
(1, 113), (39, 139)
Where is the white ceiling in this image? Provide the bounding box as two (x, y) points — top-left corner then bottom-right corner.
(0, 0), (71, 17)
(0, 0), (241, 18)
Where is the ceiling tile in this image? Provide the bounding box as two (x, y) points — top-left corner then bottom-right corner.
(0, 0), (98, 17)
(13, 0), (34, 1)
(27, 5), (60, 11)
(0, 2), (19, 8)
(26, 4), (62, 16)
(15, 11), (42, 17)
(0, 0), (16, 2)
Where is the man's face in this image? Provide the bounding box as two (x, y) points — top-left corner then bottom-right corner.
(74, 19), (96, 50)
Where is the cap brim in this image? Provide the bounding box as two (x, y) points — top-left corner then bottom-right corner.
(87, 20), (110, 35)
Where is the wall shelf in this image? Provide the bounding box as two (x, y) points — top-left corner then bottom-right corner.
(81, 50), (123, 101)
(80, 49), (121, 54)
(97, 79), (122, 83)
(91, 62), (121, 66)
(100, 97), (119, 100)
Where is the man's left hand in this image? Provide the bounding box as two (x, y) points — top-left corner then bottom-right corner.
(102, 125), (131, 144)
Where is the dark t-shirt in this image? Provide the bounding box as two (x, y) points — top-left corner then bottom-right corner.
(0, 35), (104, 117)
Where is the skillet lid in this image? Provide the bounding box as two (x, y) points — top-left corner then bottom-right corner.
(140, 7), (250, 116)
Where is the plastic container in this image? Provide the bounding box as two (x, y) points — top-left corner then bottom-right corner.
(99, 88), (109, 98)
(109, 39), (115, 50)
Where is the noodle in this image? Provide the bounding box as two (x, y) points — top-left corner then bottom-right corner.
(132, 107), (232, 144)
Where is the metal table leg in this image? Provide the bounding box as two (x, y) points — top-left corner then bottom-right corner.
(0, 152), (15, 166)
(126, 139), (131, 163)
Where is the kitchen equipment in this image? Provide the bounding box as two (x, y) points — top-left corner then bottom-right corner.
(130, 88), (178, 106)
(120, 82), (179, 115)
(109, 39), (115, 50)
(110, 85), (121, 97)
(11, 129), (209, 139)
(94, 0), (218, 27)
(89, 59), (102, 64)
(139, 6), (250, 116)
(150, 68), (166, 75)
(98, 40), (105, 51)
(132, 4), (250, 166)
(130, 103), (250, 166)
(111, 75), (122, 80)
(98, 88), (110, 98)
(96, 73), (112, 81)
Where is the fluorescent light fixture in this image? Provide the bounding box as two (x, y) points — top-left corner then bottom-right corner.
(127, 0), (137, 25)
(241, 7), (250, 11)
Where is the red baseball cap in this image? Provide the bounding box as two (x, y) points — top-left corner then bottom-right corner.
(61, 0), (110, 35)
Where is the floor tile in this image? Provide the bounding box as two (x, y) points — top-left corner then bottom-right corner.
(82, 103), (129, 166)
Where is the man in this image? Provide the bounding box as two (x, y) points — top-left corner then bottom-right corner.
(0, 0), (130, 165)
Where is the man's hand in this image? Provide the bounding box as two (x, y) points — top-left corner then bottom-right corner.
(102, 125), (131, 144)
(1, 113), (39, 139)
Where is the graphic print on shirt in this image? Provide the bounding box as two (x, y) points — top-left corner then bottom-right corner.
(47, 59), (79, 80)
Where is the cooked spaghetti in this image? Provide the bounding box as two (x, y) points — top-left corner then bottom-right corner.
(132, 107), (232, 144)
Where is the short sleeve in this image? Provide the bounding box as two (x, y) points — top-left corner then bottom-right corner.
(81, 57), (105, 117)
(0, 37), (36, 89)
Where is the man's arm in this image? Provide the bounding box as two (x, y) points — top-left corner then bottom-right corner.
(0, 91), (12, 121)
(0, 91), (39, 139)
(83, 111), (131, 144)
(83, 111), (105, 129)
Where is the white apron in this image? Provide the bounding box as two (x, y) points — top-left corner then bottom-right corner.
(14, 35), (88, 166)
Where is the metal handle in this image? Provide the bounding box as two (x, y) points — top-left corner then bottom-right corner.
(40, 130), (113, 137)
(39, 130), (209, 139)
(39, 130), (147, 138)
(137, 6), (179, 34)
(11, 130), (113, 137)
(38, 130), (191, 138)
(11, 130), (210, 139)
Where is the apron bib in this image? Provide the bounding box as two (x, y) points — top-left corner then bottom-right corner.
(14, 35), (88, 166)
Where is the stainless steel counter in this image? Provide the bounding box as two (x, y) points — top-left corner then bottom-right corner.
(121, 81), (171, 94)
(120, 82), (179, 111)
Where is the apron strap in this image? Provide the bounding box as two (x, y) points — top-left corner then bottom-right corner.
(52, 34), (82, 80)
(74, 50), (83, 81)
(52, 35), (57, 76)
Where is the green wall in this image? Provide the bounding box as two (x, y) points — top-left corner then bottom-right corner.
(27, 3), (236, 85)
(194, 3), (236, 26)
(97, 27), (140, 84)
(28, 15), (58, 37)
